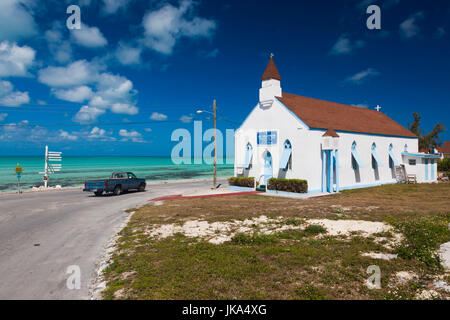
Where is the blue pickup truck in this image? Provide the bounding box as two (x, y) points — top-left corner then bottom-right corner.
(83, 172), (146, 196)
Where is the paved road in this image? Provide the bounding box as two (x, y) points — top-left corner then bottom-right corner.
(0, 179), (225, 300)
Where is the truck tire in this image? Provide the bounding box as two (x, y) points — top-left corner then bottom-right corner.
(113, 185), (122, 196)
(94, 190), (103, 196)
(138, 183), (146, 192)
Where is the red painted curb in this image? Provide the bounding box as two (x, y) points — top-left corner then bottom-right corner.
(149, 191), (261, 202)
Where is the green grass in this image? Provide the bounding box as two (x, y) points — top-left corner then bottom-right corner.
(393, 217), (450, 268)
(101, 183), (450, 300)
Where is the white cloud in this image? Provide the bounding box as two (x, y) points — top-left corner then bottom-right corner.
(0, 0), (38, 41)
(73, 105), (106, 123)
(330, 35), (364, 55)
(180, 115), (193, 123)
(45, 23), (73, 64)
(52, 86), (93, 103)
(87, 126), (116, 141)
(0, 41), (35, 77)
(38, 60), (100, 87)
(399, 12), (424, 39)
(102, 0), (131, 15)
(150, 112), (168, 121)
(58, 130), (78, 141)
(71, 23), (108, 48)
(344, 68), (379, 84)
(142, 0), (216, 54)
(111, 103), (138, 115)
(0, 113), (7, 121)
(144, 128), (152, 132)
(0, 80), (30, 107)
(119, 129), (144, 142)
(115, 42), (142, 65)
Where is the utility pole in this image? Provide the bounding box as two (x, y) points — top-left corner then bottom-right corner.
(213, 99), (217, 189)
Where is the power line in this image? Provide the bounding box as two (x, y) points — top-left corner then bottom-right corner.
(0, 117), (240, 128)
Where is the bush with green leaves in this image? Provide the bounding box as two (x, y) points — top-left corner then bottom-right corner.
(438, 158), (450, 172)
(267, 178), (308, 193)
(228, 177), (254, 188)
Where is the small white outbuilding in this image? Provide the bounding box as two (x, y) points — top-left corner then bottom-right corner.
(234, 57), (439, 193)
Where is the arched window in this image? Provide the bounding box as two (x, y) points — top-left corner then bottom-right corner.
(279, 140), (292, 170)
(371, 143), (382, 169)
(351, 141), (363, 169)
(404, 144), (408, 152)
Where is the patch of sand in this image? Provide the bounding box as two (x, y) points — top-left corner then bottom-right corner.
(146, 217), (401, 245)
(361, 252), (398, 260)
(306, 219), (392, 236)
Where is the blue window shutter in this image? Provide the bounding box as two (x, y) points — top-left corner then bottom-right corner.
(351, 148), (364, 168)
(388, 149), (400, 166)
(371, 148), (383, 167)
(279, 147), (292, 170)
(243, 146), (252, 169)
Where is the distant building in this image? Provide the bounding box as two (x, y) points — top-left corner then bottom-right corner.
(234, 56), (440, 193)
(437, 141), (450, 159)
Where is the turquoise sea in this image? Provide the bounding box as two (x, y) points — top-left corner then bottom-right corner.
(0, 156), (234, 192)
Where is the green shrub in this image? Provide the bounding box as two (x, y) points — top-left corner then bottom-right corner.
(267, 178), (308, 193)
(304, 224), (327, 235)
(438, 158), (450, 172)
(231, 233), (276, 245)
(228, 177), (254, 188)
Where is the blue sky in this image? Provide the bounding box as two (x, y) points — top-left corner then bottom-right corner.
(0, 0), (449, 156)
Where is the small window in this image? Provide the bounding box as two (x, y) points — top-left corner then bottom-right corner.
(408, 159), (416, 166)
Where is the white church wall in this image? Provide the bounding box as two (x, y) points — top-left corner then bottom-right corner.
(336, 132), (418, 189)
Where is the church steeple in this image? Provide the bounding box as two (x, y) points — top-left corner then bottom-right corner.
(259, 53), (282, 106)
(261, 54), (281, 81)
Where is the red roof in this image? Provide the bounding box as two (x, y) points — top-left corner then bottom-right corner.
(277, 93), (417, 138)
(261, 57), (281, 81)
(438, 141), (450, 153)
(322, 129), (340, 137)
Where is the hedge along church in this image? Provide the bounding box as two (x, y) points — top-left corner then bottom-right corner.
(234, 56), (440, 193)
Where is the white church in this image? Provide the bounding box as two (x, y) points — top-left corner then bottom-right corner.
(234, 56), (440, 193)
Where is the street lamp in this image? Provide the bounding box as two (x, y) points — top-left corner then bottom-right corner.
(196, 99), (217, 189)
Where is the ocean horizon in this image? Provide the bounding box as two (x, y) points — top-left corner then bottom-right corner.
(0, 156), (234, 192)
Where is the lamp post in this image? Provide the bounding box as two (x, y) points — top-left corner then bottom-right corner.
(196, 99), (217, 189)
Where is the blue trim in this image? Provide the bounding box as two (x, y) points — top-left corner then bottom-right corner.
(335, 150), (340, 192)
(309, 128), (418, 140)
(339, 181), (398, 191)
(425, 159), (429, 181)
(228, 186), (254, 192)
(431, 159), (435, 180)
(401, 152), (441, 159)
(321, 150), (326, 193)
(327, 150), (332, 193)
(275, 97), (310, 129)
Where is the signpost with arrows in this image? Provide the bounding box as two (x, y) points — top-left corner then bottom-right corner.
(15, 163), (23, 194)
(40, 145), (62, 188)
